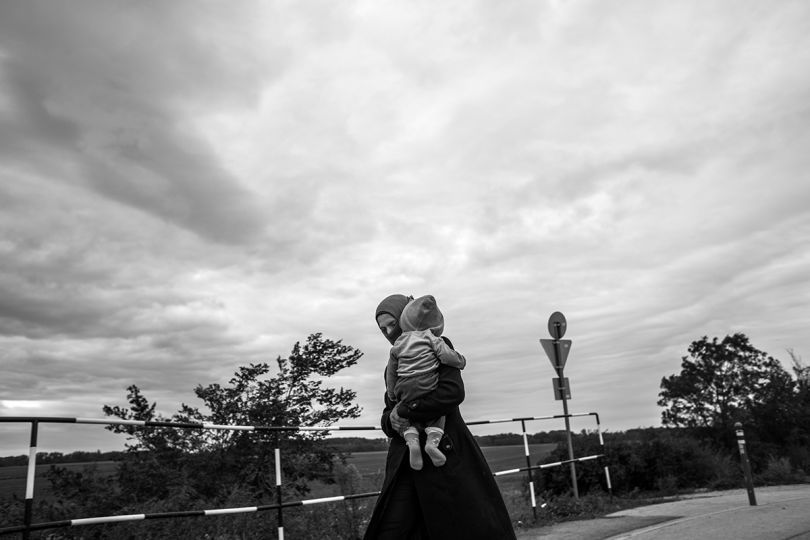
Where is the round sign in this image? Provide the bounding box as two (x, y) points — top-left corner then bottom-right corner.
(547, 311), (567, 339)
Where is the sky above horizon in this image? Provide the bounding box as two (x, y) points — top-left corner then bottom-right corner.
(1, 0), (809, 456)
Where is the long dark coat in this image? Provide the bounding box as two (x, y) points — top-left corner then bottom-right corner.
(363, 360), (517, 539)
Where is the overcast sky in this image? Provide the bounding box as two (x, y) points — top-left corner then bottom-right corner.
(1, 0), (809, 456)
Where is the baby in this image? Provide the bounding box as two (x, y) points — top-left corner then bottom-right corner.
(386, 295), (466, 469)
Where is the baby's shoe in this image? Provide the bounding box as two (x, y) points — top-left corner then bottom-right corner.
(425, 428), (446, 467)
(404, 431), (423, 470)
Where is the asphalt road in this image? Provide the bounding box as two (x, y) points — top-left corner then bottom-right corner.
(517, 485), (810, 540)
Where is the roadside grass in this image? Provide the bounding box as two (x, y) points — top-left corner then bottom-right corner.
(506, 490), (675, 533)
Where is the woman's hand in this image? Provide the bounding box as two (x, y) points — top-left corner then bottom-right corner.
(389, 406), (409, 432)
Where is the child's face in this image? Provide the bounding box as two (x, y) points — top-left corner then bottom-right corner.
(376, 313), (401, 345)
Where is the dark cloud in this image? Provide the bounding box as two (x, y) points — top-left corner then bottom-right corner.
(0, 62), (266, 244)
(0, 1), (275, 244)
(80, 128), (266, 244)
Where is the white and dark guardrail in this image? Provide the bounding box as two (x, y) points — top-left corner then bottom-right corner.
(0, 413), (611, 539)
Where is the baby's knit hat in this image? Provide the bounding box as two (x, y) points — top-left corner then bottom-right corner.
(400, 295), (444, 336)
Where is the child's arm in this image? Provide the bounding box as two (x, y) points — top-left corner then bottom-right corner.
(430, 334), (466, 369)
(385, 352), (399, 402)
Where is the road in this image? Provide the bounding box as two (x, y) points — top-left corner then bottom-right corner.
(517, 485), (810, 540)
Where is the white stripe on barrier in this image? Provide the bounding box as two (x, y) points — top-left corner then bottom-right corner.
(279, 526), (284, 540)
(302, 495), (346, 505)
(275, 448), (282, 486)
(203, 423), (254, 431)
(605, 467), (612, 489)
(522, 431), (530, 457)
(72, 514), (146, 525)
(25, 446), (37, 499)
(204, 507), (258, 516)
(492, 453), (605, 477)
(529, 481), (537, 507)
(296, 426), (382, 431)
(494, 468), (521, 476)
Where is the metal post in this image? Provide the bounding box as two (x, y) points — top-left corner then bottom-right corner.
(520, 420), (537, 518)
(735, 422), (757, 506)
(593, 413), (613, 499)
(23, 420), (39, 540)
(275, 433), (284, 539)
(555, 335), (579, 499)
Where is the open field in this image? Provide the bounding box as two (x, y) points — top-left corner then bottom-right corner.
(345, 443), (556, 476)
(0, 460), (118, 502)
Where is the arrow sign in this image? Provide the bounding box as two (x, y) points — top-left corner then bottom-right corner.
(540, 339), (572, 370)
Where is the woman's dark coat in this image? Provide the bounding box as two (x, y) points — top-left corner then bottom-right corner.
(363, 358), (517, 539)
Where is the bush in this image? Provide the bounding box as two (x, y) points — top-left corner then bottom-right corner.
(755, 456), (809, 486)
(785, 444), (810, 475)
(535, 430), (740, 496)
(705, 451), (742, 490)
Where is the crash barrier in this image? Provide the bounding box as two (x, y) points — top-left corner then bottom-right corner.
(0, 413), (611, 539)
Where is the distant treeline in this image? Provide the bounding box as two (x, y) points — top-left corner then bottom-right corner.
(0, 449), (129, 467)
(0, 429), (610, 466)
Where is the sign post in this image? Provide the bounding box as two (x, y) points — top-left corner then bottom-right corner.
(735, 422), (757, 506)
(540, 312), (579, 499)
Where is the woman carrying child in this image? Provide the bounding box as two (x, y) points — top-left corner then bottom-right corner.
(363, 293), (516, 540)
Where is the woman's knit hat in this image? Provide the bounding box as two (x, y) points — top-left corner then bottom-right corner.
(400, 294), (444, 336)
(375, 294), (412, 323)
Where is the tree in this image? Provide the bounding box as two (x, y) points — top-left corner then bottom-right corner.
(783, 349), (810, 470)
(788, 348), (809, 392)
(101, 333), (363, 504)
(657, 333), (792, 439)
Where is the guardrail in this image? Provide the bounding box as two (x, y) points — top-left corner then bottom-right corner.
(0, 413), (611, 539)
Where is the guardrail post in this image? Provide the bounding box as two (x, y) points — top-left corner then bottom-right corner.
(734, 422), (757, 506)
(275, 433), (284, 539)
(591, 413), (613, 499)
(520, 420), (537, 519)
(558, 383), (579, 499)
(23, 420), (39, 540)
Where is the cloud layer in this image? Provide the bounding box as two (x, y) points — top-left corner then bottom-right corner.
(1, 0), (809, 454)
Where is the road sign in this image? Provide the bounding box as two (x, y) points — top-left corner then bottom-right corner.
(552, 377), (571, 400)
(539, 310), (578, 498)
(548, 311), (567, 339)
(540, 339), (572, 370)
